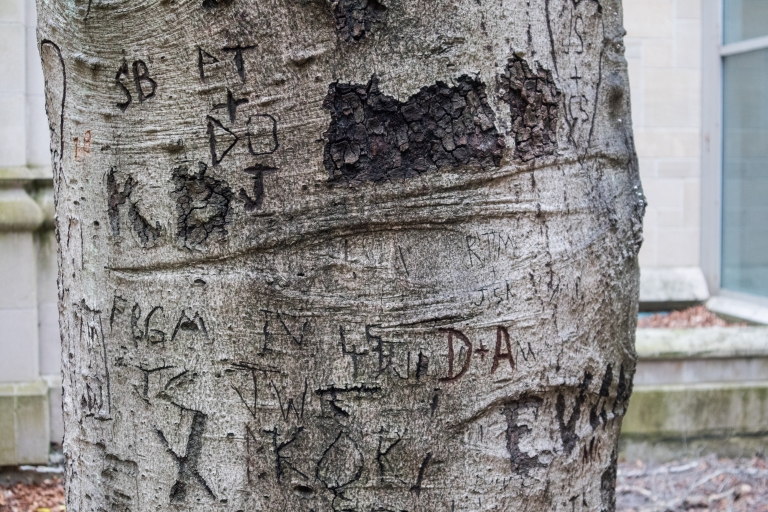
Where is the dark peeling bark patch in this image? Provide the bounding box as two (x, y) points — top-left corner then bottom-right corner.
(498, 56), (560, 161)
(331, 0), (387, 42)
(502, 397), (543, 473)
(323, 75), (504, 184)
(171, 163), (232, 250)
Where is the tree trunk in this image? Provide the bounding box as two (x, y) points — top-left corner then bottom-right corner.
(38, 0), (644, 509)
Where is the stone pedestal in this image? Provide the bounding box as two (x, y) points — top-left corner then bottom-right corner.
(0, 168), (50, 464)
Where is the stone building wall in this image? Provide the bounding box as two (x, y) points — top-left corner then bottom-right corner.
(0, 0), (711, 464)
(0, 0), (60, 465)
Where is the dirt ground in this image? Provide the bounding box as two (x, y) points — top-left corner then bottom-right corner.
(0, 477), (64, 512)
(617, 456), (768, 512)
(2, 456), (766, 511)
(637, 306), (746, 329)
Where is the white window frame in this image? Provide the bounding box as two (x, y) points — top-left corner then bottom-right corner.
(701, 0), (768, 309)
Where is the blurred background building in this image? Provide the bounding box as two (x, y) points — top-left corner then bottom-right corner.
(0, 0), (766, 464)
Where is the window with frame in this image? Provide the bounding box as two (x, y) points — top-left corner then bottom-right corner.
(721, 0), (768, 298)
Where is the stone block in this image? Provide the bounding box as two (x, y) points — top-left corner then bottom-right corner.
(634, 130), (700, 158)
(643, 178), (685, 210)
(643, 39), (675, 68)
(683, 179), (700, 227)
(38, 302), (60, 375)
(636, 326), (768, 359)
(708, 295), (768, 325)
(656, 228), (700, 266)
(639, 266), (709, 308)
(0, 0), (23, 23)
(656, 159), (698, 178)
(0, 95), (27, 167)
(25, 29), (49, 169)
(656, 207), (684, 228)
(35, 228), (57, 299)
(0, 25), (25, 94)
(0, 232), (37, 307)
(622, 381), (768, 437)
(624, 0), (675, 39)
(638, 237), (657, 268)
(675, 19), (702, 69)
(0, 380), (50, 465)
(644, 68), (701, 128)
(635, 326), (768, 385)
(24, 0), (36, 27)
(638, 209), (658, 267)
(25, 96), (50, 168)
(43, 374), (62, 445)
(0, 307), (39, 382)
(676, 0), (701, 20)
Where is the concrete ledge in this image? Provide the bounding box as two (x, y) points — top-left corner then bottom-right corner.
(634, 327), (768, 386)
(636, 327), (768, 359)
(708, 295), (768, 325)
(639, 267), (710, 311)
(621, 381), (768, 461)
(0, 188), (43, 232)
(622, 381), (768, 438)
(620, 434), (768, 463)
(0, 380), (50, 466)
(42, 374), (62, 445)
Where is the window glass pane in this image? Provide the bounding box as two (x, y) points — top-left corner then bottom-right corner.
(724, 0), (768, 44)
(722, 48), (768, 297)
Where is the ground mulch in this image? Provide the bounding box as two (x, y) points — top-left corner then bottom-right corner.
(637, 306), (746, 329)
(617, 456), (768, 512)
(2, 456), (766, 510)
(0, 478), (64, 512)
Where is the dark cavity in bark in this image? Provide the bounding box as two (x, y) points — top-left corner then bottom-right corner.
(323, 75), (504, 184)
(107, 168), (162, 248)
(171, 163), (232, 250)
(331, 0), (387, 42)
(498, 56), (560, 161)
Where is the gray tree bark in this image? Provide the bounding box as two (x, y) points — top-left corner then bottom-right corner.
(37, 0), (645, 509)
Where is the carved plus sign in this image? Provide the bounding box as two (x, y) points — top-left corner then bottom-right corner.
(475, 343), (489, 361)
(214, 89), (249, 124)
(570, 67), (583, 94)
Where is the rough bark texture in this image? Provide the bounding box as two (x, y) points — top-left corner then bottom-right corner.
(37, 0), (645, 509)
